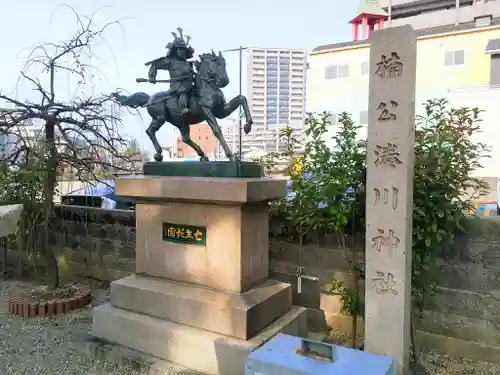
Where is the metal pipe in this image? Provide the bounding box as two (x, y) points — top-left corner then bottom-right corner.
(388, 0), (392, 25)
(222, 46), (248, 158)
(238, 46), (243, 158)
(456, 0), (460, 26)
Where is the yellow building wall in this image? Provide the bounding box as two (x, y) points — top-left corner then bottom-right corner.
(307, 27), (500, 110)
(307, 45), (370, 111)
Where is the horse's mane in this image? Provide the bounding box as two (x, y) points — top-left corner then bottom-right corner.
(194, 52), (224, 73)
(192, 52), (225, 90)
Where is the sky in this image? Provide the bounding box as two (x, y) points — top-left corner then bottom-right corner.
(0, 0), (358, 154)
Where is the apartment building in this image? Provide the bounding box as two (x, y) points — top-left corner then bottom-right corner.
(222, 47), (307, 157)
(380, 0), (500, 30)
(0, 114), (41, 161)
(307, 0), (500, 176)
(173, 123), (217, 159)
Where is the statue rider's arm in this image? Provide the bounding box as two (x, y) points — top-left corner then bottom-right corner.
(148, 58), (171, 83)
(148, 65), (158, 83)
(155, 57), (171, 70)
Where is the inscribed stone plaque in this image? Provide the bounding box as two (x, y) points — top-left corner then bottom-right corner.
(364, 25), (417, 375)
(162, 222), (207, 246)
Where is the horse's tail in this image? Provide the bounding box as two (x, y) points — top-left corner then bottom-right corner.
(111, 92), (150, 108)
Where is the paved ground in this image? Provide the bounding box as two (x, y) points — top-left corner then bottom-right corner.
(1, 278), (500, 375)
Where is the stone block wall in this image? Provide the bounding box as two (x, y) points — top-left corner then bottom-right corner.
(25, 205), (500, 363)
(49, 205), (136, 281)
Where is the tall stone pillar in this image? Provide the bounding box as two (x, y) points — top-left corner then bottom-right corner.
(364, 25), (417, 375)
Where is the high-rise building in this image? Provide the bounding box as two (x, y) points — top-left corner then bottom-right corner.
(247, 47), (307, 131)
(221, 48), (307, 157)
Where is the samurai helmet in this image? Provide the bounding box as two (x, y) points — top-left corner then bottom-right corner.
(167, 27), (191, 51)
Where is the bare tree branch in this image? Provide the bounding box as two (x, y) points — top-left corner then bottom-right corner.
(0, 8), (137, 288)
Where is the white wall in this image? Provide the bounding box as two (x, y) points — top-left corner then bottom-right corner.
(54, 180), (87, 203)
(308, 86), (500, 177)
(440, 86), (500, 177)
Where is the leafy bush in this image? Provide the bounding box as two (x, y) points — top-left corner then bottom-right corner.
(412, 98), (489, 312)
(271, 112), (366, 348)
(0, 160), (47, 274)
(267, 98), (489, 351)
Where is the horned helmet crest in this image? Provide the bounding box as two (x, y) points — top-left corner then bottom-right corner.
(169, 27), (191, 49)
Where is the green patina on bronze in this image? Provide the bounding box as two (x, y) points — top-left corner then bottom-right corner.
(143, 161), (263, 178)
(163, 222), (207, 246)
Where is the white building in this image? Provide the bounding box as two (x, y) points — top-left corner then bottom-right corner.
(306, 1), (500, 177)
(218, 119), (306, 161)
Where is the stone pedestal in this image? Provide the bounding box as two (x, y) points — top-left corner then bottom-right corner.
(91, 174), (308, 375)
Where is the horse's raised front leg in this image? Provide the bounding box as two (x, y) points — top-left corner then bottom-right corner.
(200, 106), (235, 161)
(215, 95), (253, 134)
(179, 125), (209, 162)
(146, 118), (165, 162)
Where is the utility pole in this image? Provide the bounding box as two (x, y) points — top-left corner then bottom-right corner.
(222, 46), (248, 158)
(388, 0), (392, 25)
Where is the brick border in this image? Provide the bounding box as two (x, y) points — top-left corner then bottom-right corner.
(8, 286), (92, 318)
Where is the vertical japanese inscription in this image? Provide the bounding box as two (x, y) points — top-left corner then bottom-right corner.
(374, 187), (399, 209)
(371, 271), (399, 295)
(374, 143), (403, 167)
(365, 26), (416, 375)
(371, 229), (400, 256)
(375, 52), (403, 78)
(377, 100), (398, 121)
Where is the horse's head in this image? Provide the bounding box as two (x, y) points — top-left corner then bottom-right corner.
(195, 50), (229, 88)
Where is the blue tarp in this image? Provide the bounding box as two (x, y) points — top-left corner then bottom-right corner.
(65, 179), (135, 206)
(66, 180), (115, 198)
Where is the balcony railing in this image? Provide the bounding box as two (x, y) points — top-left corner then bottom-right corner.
(446, 84), (500, 93)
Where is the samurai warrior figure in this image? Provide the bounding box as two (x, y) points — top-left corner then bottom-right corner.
(145, 27), (195, 115)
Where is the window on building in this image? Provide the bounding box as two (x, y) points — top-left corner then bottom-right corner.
(361, 61), (369, 75)
(359, 110), (368, 125)
(490, 54), (500, 85)
(326, 113), (340, 124)
(325, 64), (349, 79)
(444, 50), (465, 66)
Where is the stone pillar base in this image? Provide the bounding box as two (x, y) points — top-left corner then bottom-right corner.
(92, 303), (307, 375)
(91, 174), (308, 374)
(108, 274), (293, 340)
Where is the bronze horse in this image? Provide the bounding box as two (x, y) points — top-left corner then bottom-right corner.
(112, 51), (253, 162)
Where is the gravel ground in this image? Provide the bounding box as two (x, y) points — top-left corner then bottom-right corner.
(2, 278), (500, 375)
(0, 278), (152, 375)
(327, 329), (500, 375)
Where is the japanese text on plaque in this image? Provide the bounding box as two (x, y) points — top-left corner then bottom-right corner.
(163, 222), (207, 246)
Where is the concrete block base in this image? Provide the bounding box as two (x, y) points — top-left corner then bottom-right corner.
(92, 303), (308, 375)
(110, 274), (292, 340)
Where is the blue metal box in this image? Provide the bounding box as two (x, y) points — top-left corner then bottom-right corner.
(245, 334), (395, 375)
